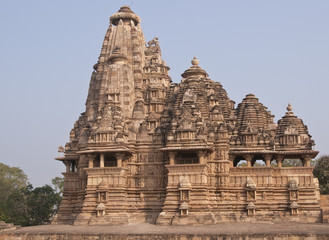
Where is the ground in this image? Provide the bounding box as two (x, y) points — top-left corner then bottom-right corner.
(3, 222), (329, 235)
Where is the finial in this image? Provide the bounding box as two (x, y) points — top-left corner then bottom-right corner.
(191, 56), (199, 66)
(287, 103), (293, 112)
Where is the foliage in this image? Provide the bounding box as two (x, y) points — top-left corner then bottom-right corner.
(0, 163), (28, 205)
(282, 159), (303, 167)
(52, 176), (64, 195)
(2, 184), (61, 226)
(0, 163), (63, 226)
(0, 163), (28, 223)
(313, 155), (329, 195)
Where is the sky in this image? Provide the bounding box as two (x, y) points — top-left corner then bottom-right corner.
(0, 0), (328, 187)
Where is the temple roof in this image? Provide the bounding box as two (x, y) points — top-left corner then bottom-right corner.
(277, 104), (310, 136)
(235, 93), (275, 133)
(110, 5), (141, 26)
(181, 57), (208, 79)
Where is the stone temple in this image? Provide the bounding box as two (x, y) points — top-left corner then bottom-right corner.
(53, 6), (322, 225)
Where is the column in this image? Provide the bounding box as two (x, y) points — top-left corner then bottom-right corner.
(64, 161), (70, 173)
(303, 156), (311, 167)
(100, 154), (105, 168)
(168, 151), (176, 165)
(264, 154), (272, 167)
(198, 150), (206, 164)
(88, 154), (95, 168)
(229, 155), (234, 168)
(245, 154), (253, 167)
(276, 155), (284, 168)
(116, 153), (125, 168)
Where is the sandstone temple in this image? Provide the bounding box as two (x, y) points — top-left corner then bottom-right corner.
(53, 6), (322, 225)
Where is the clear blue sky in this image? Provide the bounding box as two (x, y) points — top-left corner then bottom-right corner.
(0, 0), (328, 187)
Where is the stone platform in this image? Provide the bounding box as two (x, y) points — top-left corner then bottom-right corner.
(1, 223), (329, 239)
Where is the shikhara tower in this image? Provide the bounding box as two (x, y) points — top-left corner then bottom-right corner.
(54, 6), (322, 225)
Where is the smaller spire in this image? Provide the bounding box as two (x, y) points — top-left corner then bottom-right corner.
(181, 57), (208, 79)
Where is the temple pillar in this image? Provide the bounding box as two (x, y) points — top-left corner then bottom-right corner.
(168, 151), (176, 165)
(64, 161), (70, 173)
(88, 154), (95, 168)
(303, 156), (311, 167)
(264, 154), (272, 167)
(100, 154), (105, 168)
(276, 155), (284, 168)
(244, 154), (253, 167)
(116, 153), (125, 167)
(229, 155), (234, 167)
(198, 150), (206, 164)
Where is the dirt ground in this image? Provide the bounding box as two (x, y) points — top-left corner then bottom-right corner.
(4, 222), (329, 235)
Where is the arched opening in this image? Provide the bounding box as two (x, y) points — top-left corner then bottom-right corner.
(233, 156), (247, 167)
(282, 158), (303, 167)
(270, 159), (278, 167)
(237, 160), (247, 167)
(252, 155), (266, 167)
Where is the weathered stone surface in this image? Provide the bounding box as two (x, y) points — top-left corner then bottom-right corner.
(53, 5), (323, 226)
(0, 221), (20, 233)
(2, 223), (329, 239)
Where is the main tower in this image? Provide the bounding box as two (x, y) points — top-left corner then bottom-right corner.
(54, 6), (171, 225)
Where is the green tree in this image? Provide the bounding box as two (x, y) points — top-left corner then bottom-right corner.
(3, 185), (31, 225)
(313, 155), (329, 195)
(0, 163), (28, 204)
(0, 163), (28, 222)
(282, 159), (303, 167)
(3, 184), (61, 226)
(27, 185), (62, 225)
(51, 176), (64, 195)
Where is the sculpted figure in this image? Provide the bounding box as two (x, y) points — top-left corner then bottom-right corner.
(147, 37), (159, 46)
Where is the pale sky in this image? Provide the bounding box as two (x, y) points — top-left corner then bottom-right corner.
(0, 0), (328, 187)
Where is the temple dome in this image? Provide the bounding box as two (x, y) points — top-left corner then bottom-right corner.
(276, 104), (310, 136)
(235, 93), (275, 132)
(110, 5), (141, 26)
(181, 57), (208, 79)
(276, 104), (313, 149)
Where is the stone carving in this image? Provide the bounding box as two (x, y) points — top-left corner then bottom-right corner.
(54, 5), (321, 227)
(182, 89), (196, 103)
(246, 178), (256, 190)
(147, 37), (159, 46)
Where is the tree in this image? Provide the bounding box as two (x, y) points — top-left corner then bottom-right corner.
(27, 185), (62, 225)
(3, 185), (31, 225)
(51, 176), (64, 195)
(0, 163), (28, 205)
(3, 184), (61, 226)
(282, 159), (303, 167)
(313, 155), (329, 195)
(0, 163), (28, 223)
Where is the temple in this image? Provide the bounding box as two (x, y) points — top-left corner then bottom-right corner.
(53, 6), (322, 225)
